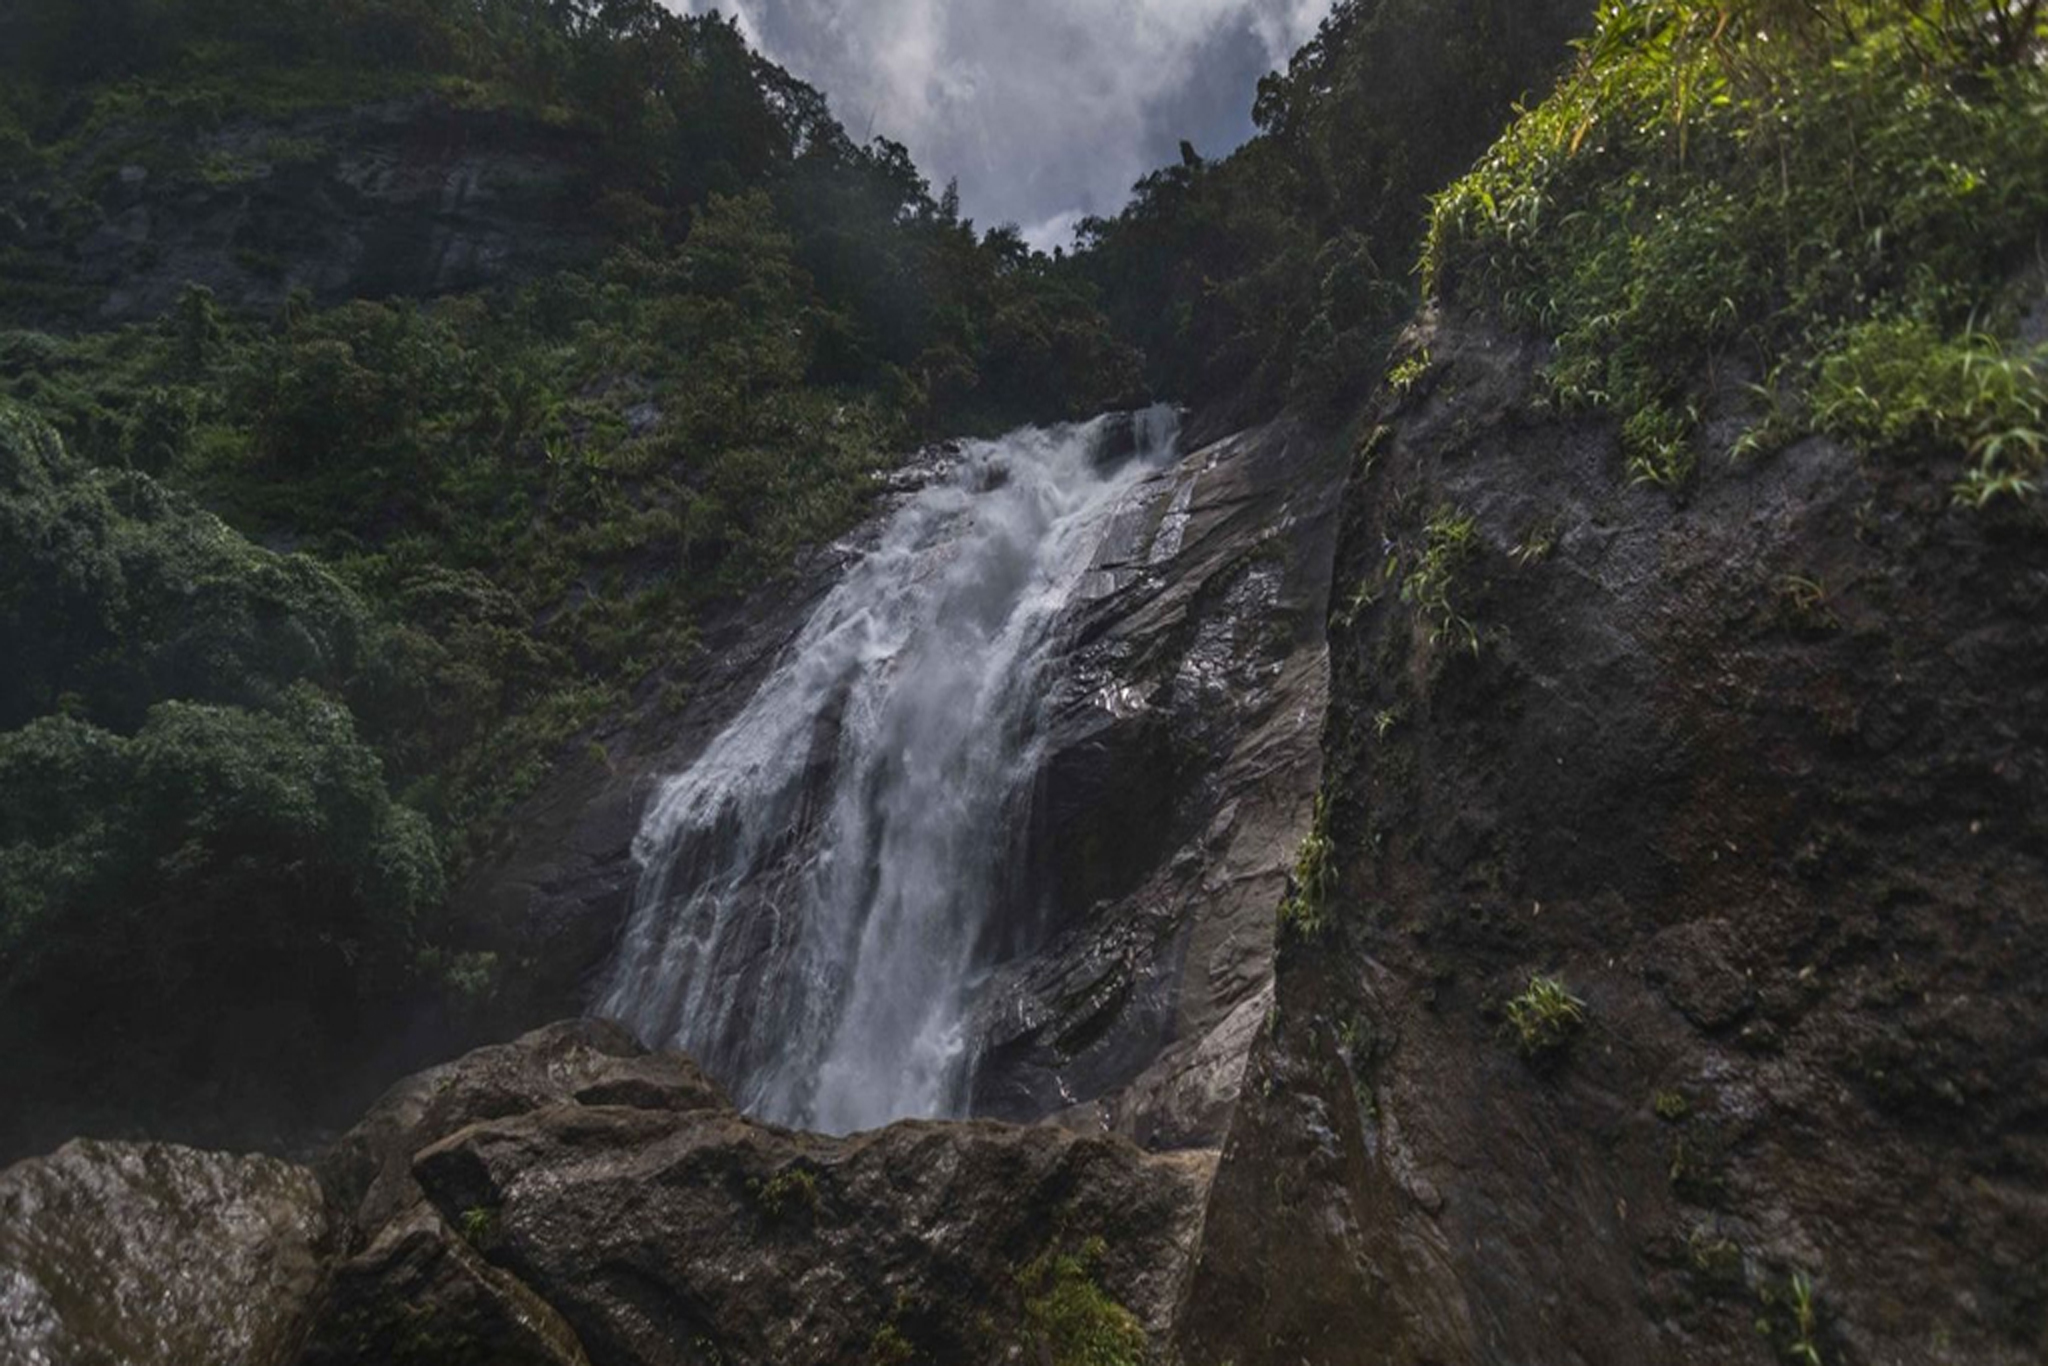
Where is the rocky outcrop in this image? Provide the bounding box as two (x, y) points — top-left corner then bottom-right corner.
(301, 1202), (590, 1366)
(302, 1021), (721, 1366)
(3, 94), (609, 327)
(0, 1021), (1210, 1366)
(411, 1103), (1211, 1365)
(0, 1140), (333, 1366)
(1178, 312), (2048, 1365)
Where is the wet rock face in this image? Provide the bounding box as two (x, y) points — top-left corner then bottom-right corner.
(6, 95), (608, 326)
(1181, 313), (2048, 1365)
(0, 1140), (332, 1366)
(973, 419), (1343, 1146)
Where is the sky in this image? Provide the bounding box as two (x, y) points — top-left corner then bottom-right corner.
(674, 0), (1335, 249)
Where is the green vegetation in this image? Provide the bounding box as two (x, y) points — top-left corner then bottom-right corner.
(1279, 793), (1338, 940)
(1503, 975), (1587, 1057)
(457, 1204), (502, 1253)
(1400, 507), (1481, 653)
(751, 1165), (821, 1222)
(1758, 1269), (1826, 1365)
(0, 403), (445, 1120)
(1016, 1238), (1148, 1366)
(1426, 0), (2048, 494)
(1077, 0), (1591, 416)
(865, 1323), (916, 1366)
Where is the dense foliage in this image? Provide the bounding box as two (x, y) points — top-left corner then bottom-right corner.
(1426, 0), (2048, 493)
(0, 401), (443, 1126)
(1074, 0), (1591, 417)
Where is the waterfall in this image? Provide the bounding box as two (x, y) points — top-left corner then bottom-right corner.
(597, 409), (1180, 1134)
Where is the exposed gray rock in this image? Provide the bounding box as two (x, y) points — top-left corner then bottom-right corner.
(971, 418), (1343, 1146)
(411, 1101), (1212, 1366)
(317, 1019), (727, 1236)
(296, 1022), (1207, 1366)
(297, 1021), (725, 1366)
(299, 1203), (590, 1366)
(0, 1140), (332, 1366)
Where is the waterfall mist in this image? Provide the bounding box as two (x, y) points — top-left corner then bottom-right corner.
(598, 410), (1180, 1133)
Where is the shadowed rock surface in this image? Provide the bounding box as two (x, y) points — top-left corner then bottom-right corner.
(1179, 311), (2048, 1366)
(0, 1021), (1208, 1366)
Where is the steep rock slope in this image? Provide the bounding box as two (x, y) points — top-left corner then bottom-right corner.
(1179, 312), (2048, 1365)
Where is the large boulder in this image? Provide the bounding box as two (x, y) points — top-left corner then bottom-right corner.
(0, 1140), (332, 1366)
(316, 1018), (728, 1236)
(299, 1019), (1208, 1366)
(298, 1203), (589, 1366)
(411, 1105), (1211, 1366)
(301, 1020), (728, 1366)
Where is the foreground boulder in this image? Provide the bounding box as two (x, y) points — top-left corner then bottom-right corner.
(411, 1105), (1211, 1366)
(298, 1020), (1203, 1366)
(0, 1021), (1211, 1366)
(0, 1141), (332, 1366)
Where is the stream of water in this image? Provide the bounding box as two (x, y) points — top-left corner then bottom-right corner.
(596, 410), (1179, 1133)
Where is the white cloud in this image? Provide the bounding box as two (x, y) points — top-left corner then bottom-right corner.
(674, 0), (1333, 246)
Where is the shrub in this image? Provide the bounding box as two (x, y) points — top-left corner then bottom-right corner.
(1504, 975), (1587, 1057)
(751, 1166), (821, 1221)
(1279, 793), (1338, 940)
(1401, 507), (1480, 652)
(1017, 1238), (1147, 1366)
(1813, 320), (2045, 505)
(0, 689), (442, 1117)
(1426, 0), (2048, 490)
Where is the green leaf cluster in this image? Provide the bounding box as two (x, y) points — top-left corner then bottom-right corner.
(1077, 0), (1591, 416)
(1426, 0), (2048, 492)
(1016, 1238), (1148, 1366)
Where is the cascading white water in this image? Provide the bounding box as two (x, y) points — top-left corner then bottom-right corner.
(597, 409), (1180, 1134)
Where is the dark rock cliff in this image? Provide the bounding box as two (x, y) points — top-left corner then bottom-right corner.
(1177, 312), (2048, 1365)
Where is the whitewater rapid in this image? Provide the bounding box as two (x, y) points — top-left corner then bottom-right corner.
(596, 410), (1180, 1134)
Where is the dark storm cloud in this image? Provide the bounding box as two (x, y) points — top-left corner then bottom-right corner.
(676, 0), (1333, 247)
